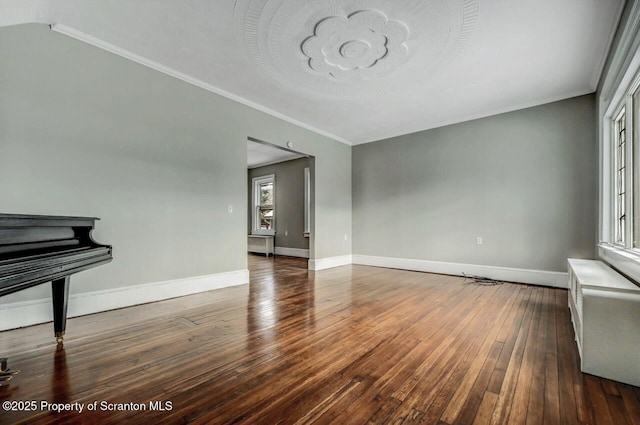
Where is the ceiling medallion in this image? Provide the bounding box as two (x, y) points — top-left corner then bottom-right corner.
(234, 0), (479, 99)
(301, 10), (409, 82)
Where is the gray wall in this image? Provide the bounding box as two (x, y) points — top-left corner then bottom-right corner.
(0, 24), (351, 304)
(248, 157), (310, 250)
(352, 94), (596, 272)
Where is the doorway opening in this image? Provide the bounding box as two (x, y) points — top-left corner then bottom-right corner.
(246, 137), (315, 268)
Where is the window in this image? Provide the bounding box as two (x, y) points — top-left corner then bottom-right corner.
(606, 90), (640, 250)
(304, 167), (310, 237)
(634, 89), (640, 247)
(252, 175), (275, 235)
(598, 4), (640, 283)
(600, 58), (640, 280)
(614, 107), (627, 245)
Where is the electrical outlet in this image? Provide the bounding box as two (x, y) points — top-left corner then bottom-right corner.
(227, 205), (233, 213)
(476, 236), (483, 245)
(344, 234), (348, 241)
(285, 230), (288, 236)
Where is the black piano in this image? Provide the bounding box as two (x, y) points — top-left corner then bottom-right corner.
(0, 214), (112, 344)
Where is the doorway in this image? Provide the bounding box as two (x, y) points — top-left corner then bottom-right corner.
(246, 137), (315, 267)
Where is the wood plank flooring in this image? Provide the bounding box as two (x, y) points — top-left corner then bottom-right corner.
(1, 254), (639, 424)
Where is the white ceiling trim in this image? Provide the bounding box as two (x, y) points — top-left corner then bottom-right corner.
(50, 23), (355, 146)
(359, 88), (596, 145)
(1, 0), (623, 146)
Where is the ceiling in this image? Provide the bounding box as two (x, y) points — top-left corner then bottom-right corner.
(1, 0), (625, 145)
(247, 140), (305, 169)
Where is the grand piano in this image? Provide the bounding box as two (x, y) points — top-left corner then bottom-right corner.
(0, 214), (113, 344)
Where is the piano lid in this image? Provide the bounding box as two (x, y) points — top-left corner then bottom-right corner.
(0, 213), (113, 297)
(0, 214), (100, 228)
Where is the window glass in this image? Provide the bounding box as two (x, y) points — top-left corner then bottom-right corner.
(258, 181), (274, 230)
(634, 90), (640, 248)
(614, 108), (626, 244)
(252, 175), (275, 234)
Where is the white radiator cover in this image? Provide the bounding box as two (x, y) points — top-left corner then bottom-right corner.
(568, 258), (640, 387)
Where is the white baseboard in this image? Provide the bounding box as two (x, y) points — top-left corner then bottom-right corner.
(351, 255), (567, 288)
(275, 247), (309, 258)
(309, 255), (353, 271)
(0, 269), (249, 331)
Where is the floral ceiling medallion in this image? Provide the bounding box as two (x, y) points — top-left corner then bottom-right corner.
(301, 10), (409, 82)
(234, 0), (479, 98)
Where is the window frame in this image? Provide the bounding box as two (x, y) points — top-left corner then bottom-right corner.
(612, 105), (628, 247)
(599, 48), (640, 282)
(251, 174), (275, 236)
(304, 167), (310, 238)
(597, 0), (640, 282)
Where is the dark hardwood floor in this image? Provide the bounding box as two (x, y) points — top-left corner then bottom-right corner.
(1, 254), (639, 424)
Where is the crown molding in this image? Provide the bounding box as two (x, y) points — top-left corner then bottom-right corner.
(49, 24), (354, 146)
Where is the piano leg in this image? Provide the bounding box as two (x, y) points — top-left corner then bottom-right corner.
(51, 277), (70, 345)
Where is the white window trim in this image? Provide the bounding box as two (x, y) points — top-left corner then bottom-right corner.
(601, 83), (640, 276)
(599, 3), (640, 280)
(251, 174), (275, 236)
(304, 167), (310, 238)
(598, 243), (640, 283)
(612, 105), (629, 247)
